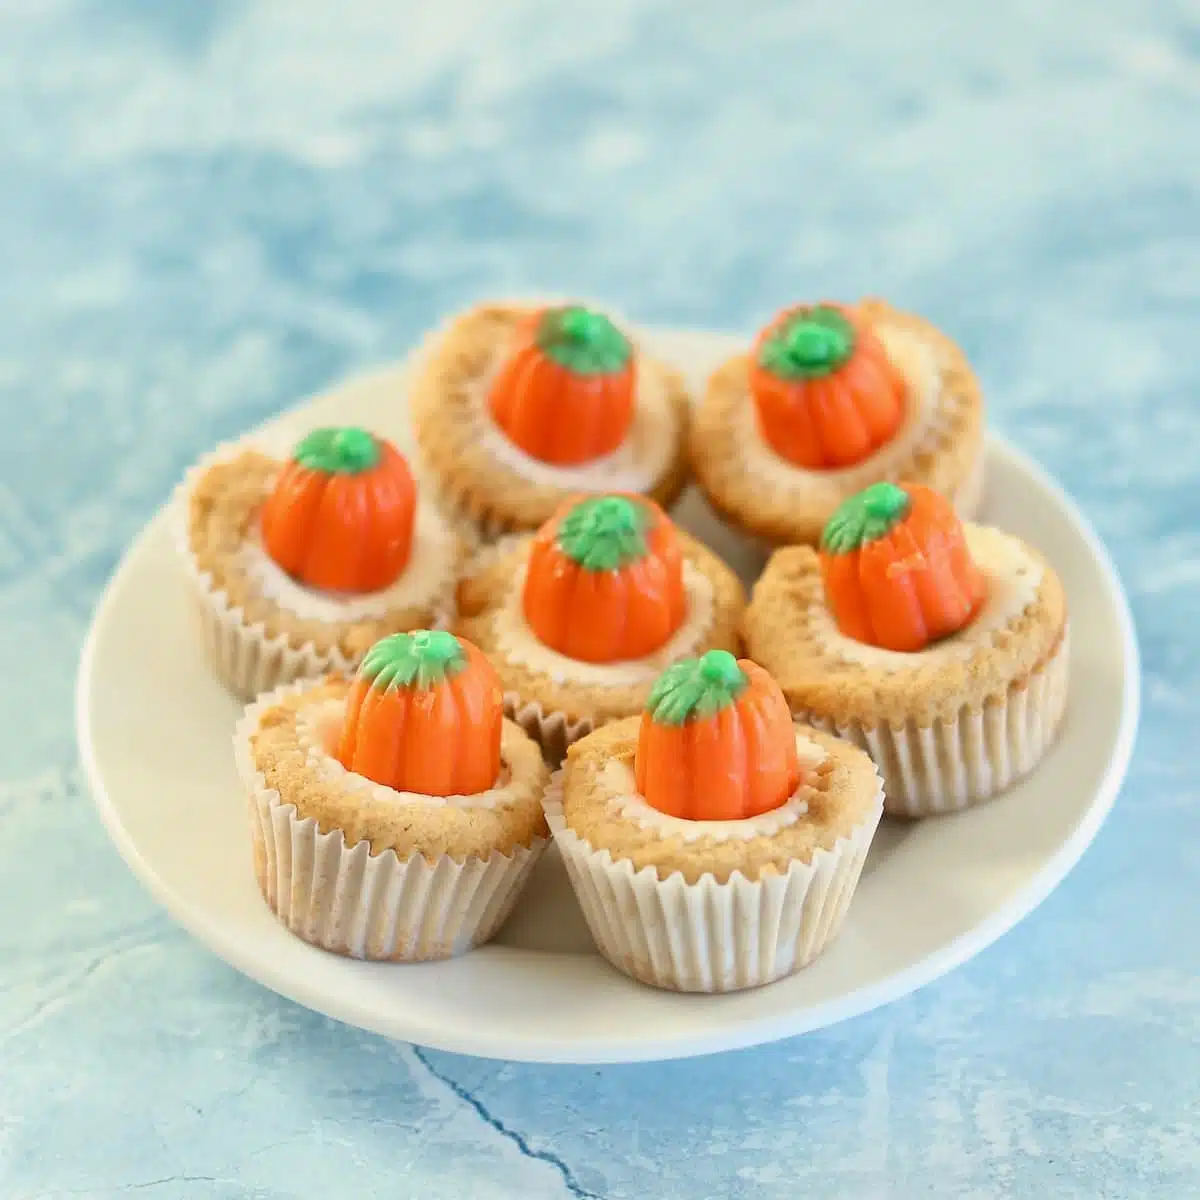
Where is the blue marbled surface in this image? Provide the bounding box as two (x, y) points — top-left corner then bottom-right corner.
(2, 2), (1197, 1196)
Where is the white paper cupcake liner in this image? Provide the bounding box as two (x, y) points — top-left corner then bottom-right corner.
(460, 533), (531, 582)
(803, 627), (1070, 818)
(503, 693), (594, 765)
(175, 441), (458, 701)
(234, 683), (546, 961)
(542, 773), (883, 993)
(180, 538), (356, 700)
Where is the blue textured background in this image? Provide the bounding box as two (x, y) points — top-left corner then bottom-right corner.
(3, 2), (1197, 1196)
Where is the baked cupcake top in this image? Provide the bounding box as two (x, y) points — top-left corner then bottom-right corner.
(456, 493), (744, 727)
(410, 302), (691, 532)
(692, 298), (984, 545)
(184, 426), (469, 659)
(558, 651), (882, 883)
(743, 481), (1068, 725)
(242, 630), (548, 861)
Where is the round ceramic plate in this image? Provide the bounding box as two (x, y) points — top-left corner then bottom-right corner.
(76, 327), (1139, 1065)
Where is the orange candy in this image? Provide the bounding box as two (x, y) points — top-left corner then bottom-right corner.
(750, 304), (905, 470)
(819, 481), (986, 652)
(260, 427), (417, 593)
(635, 651), (801, 821)
(522, 494), (686, 664)
(336, 631), (503, 797)
(488, 305), (635, 466)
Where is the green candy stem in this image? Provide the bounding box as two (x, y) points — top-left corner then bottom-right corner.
(293, 426), (381, 474)
(537, 305), (632, 375)
(557, 495), (648, 571)
(821, 482), (911, 554)
(646, 650), (749, 726)
(758, 305), (856, 381)
(358, 630), (466, 692)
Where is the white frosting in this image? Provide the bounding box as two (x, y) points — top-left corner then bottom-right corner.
(809, 524), (1044, 671)
(734, 320), (951, 496)
(468, 348), (678, 492)
(490, 561), (716, 686)
(602, 733), (828, 841)
(296, 699), (519, 810)
(242, 499), (458, 623)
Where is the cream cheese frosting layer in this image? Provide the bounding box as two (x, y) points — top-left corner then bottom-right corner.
(600, 733), (828, 842)
(734, 319), (952, 495)
(808, 524), (1044, 672)
(296, 699), (532, 811)
(468, 347), (679, 492)
(241, 499), (458, 623)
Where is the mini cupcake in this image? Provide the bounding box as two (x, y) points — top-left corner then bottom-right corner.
(743, 481), (1069, 816)
(233, 630), (549, 960)
(410, 301), (691, 537)
(543, 650), (884, 992)
(455, 492), (745, 761)
(691, 299), (985, 547)
(180, 425), (471, 699)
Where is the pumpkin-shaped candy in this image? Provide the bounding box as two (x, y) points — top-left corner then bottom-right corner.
(750, 304), (906, 470)
(260, 426), (417, 593)
(635, 651), (801, 821)
(820, 481), (986, 653)
(336, 630), (503, 796)
(488, 305), (636, 466)
(522, 494), (686, 664)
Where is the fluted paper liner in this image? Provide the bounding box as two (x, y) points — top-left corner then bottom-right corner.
(459, 532), (532, 587)
(175, 440), (458, 701)
(234, 682), (546, 961)
(804, 628), (1071, 818)
(504, 693), (594, 766)
(432, 482), (525, 543)
(542, 772), (883, 993)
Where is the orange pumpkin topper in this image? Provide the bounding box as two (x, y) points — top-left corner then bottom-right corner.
(336, 630), (503, 797)
(488, 305), (636, 466)
(522, 494), (686, 664)
(635, 651), (801, 821)
(819, 481), (986, 653)
(750, 304), (906, 469)
(260, 427), (417, 594)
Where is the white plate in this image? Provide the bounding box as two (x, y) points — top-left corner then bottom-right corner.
(76, 327), (1140, 1065)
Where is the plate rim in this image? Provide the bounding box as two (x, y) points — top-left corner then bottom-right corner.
(74, 352), (1141, 1065)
